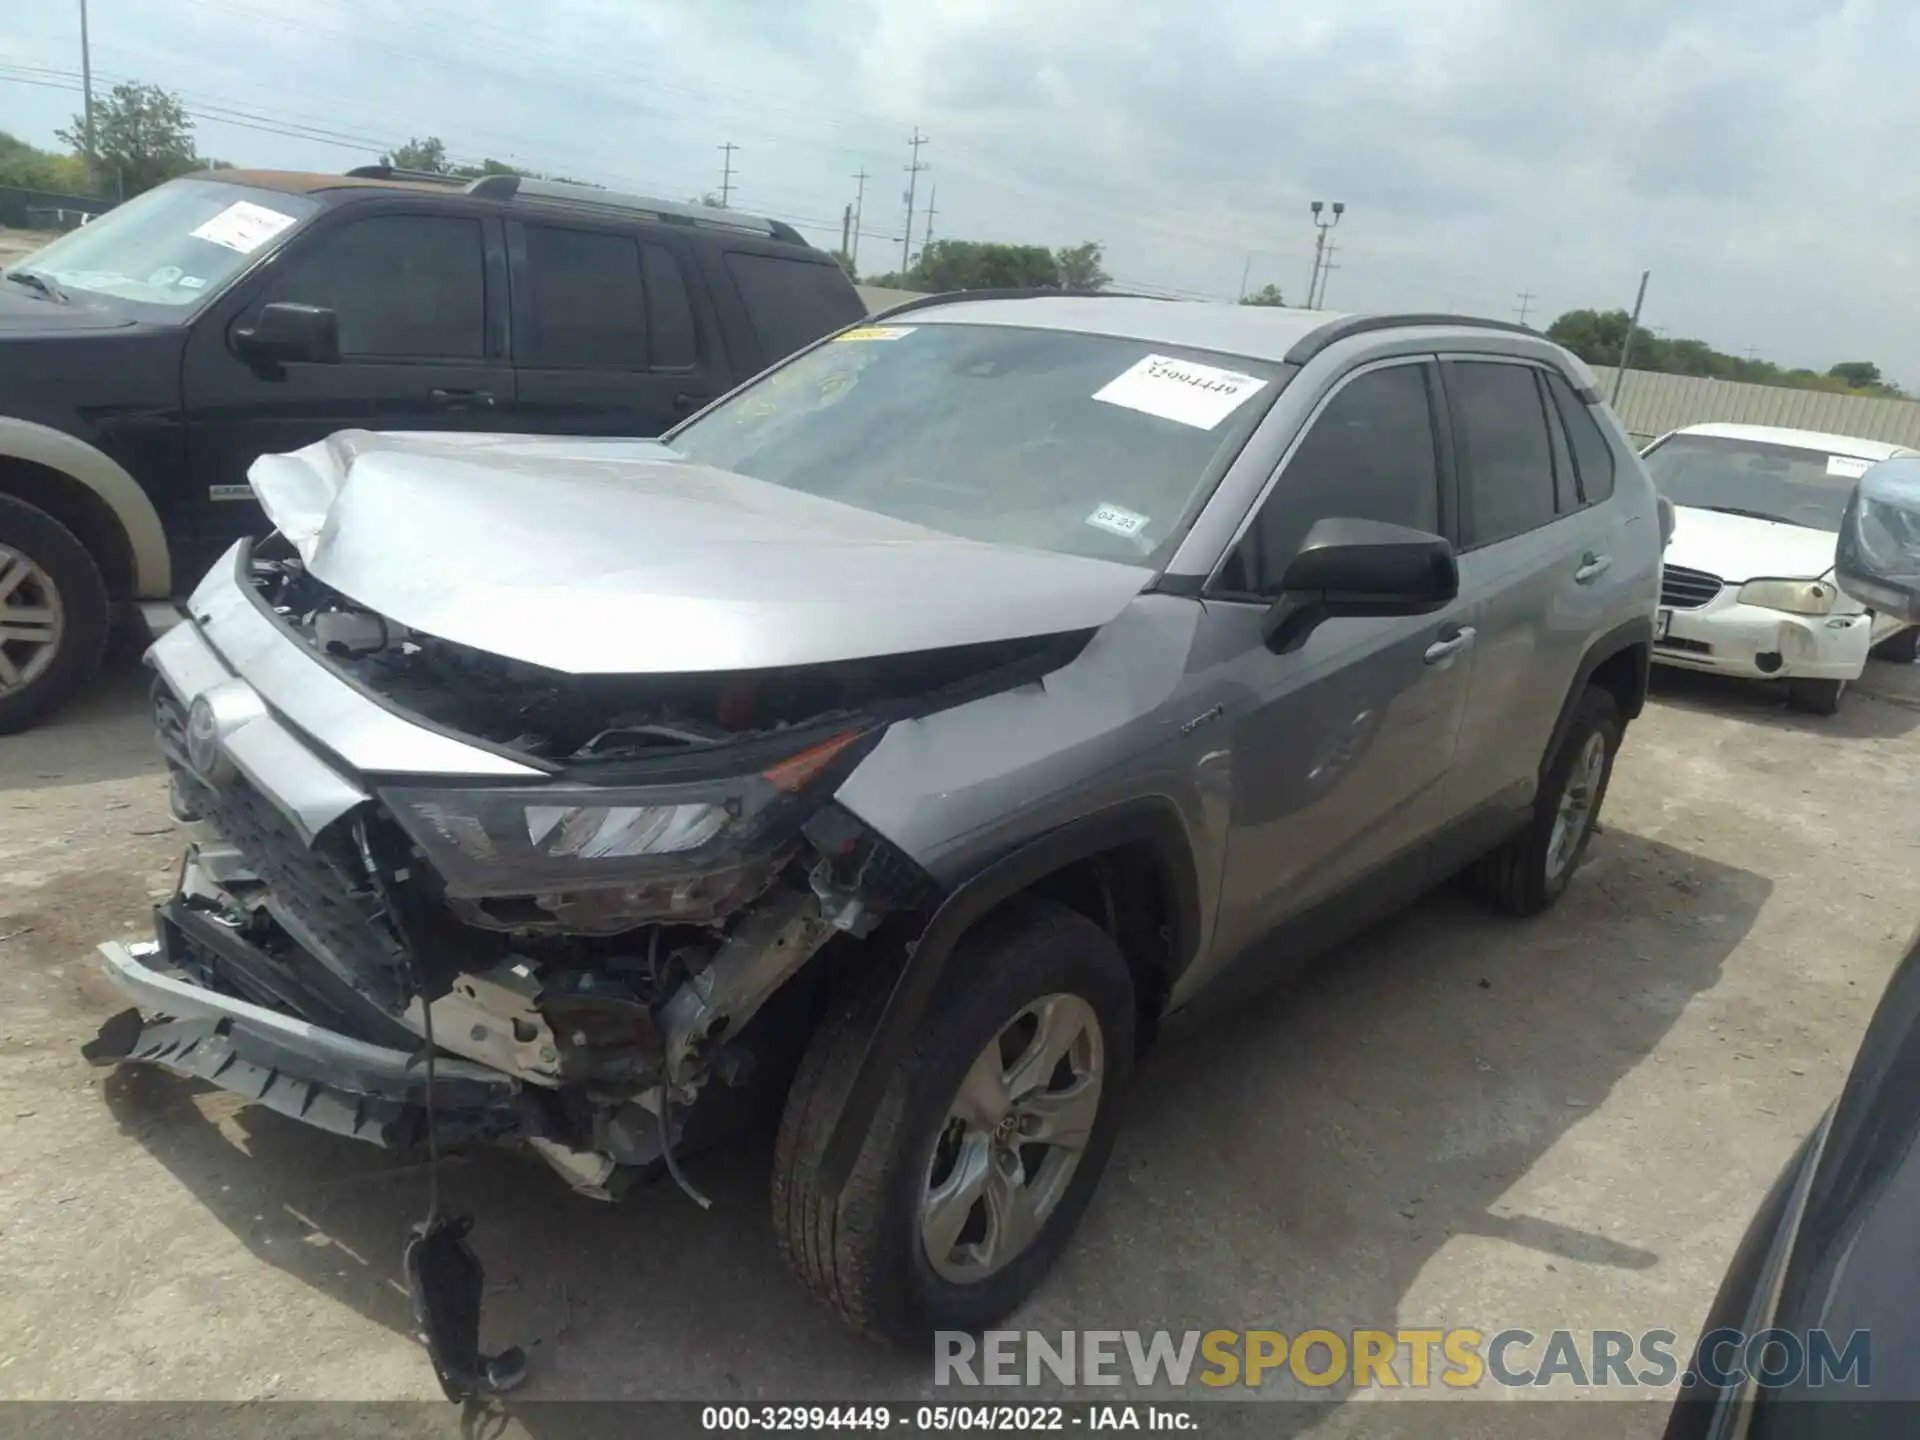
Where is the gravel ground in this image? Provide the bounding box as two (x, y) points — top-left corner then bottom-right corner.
(4, 642), (1919, 1437)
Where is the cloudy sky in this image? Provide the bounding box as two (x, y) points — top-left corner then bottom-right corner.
(5, 0), (1919, 382)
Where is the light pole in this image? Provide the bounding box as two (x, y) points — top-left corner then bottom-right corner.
(1307, 200), (1344, 309)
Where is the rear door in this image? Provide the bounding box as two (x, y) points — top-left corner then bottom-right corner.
(180, 205), (511, 581)
(505, 220), (722, 437)
(1203, 358), (1479, 973)
(1441, 357), (1604, 826)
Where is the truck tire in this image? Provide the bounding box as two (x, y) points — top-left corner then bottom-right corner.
(771, 898), (1135, 1345)
(1473, 686), (1621, 917)
(0, 493), (109, 734)
(1871, 627), (1919, 664)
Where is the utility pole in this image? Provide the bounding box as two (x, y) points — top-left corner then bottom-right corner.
(1306, 200), (1344, 309)
(716, 142), (739, 207)
(1238, 253), (1252, 302)
(850, 168), (870, 267)
(840, 203), (853, 260)
(901, 128), (928, 276)
(1315, 240), (1342, 308)
(922, 184), (937, 252)
(1515, 289), (1535, 325)
(1610, 269), (1651, 407)
(78, 0), (96, 186)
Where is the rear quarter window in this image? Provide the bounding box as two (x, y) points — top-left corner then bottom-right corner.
(723, 251), (865, 363)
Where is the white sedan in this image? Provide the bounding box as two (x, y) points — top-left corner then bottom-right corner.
(1644, 422), (1920, 715)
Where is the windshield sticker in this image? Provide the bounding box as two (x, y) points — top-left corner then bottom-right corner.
(190, 200), (298, 255)
(833, 325), (917, 342)
(1086, 502), (1150, 539)
(1827, 455), (1873, 479)
(1092, 354), (1269, 430)
(176, 275), (207, 290)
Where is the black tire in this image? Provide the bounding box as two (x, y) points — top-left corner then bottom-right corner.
(772, 898), (1136, 1346)
(1472, 686), (1622, 917)
(1786, 678), (1846, 716)
(1871, 627), (1919, 664)
(0, 494), (110, 735)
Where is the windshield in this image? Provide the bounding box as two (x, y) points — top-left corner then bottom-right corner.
(1643, 433), (1881, 533)
(667, 321), (1285, 566)
(10, 179), (319, 314)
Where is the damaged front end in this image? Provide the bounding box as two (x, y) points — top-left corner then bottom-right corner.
(88, 538), (1065, 1209)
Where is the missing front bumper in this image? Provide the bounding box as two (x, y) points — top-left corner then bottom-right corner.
(88, 939), (525, 1150)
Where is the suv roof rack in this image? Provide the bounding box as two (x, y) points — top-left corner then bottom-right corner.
(865, 287), (1169, 321)
(463, 173), (810, 246)
(1284, 312), (1539, 366)
(341, 164), (468, 186)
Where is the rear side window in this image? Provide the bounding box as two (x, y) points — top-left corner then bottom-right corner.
(262, 213), (484, 360)
(1219, 363), (1441, 595)
(723, 252), (863, 362)
(642, 243), (699, 369)
(1544, 371), (1617, 504)
(519, 225), (646, 370)
(1448, 361), (1557, 547)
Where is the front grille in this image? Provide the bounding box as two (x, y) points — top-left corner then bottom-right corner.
(154, 683), (410, 1012)
(1661, 565), (1724, 609)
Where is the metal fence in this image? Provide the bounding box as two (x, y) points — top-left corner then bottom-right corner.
(0, 186), (110, 231)
(1589, 366), (1920, 449)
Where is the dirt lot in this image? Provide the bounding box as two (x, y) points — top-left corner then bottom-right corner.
(4, 644), (1919, 1433)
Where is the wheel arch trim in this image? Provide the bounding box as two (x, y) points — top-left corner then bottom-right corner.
(1543, 615), (1652, 775)
(0, 417), (171, 597)
(818, 796), (1203, 1197)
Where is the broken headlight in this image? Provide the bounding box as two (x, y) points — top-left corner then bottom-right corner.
(1737, 578), (1838, 616)
(379, 728), (875, 903)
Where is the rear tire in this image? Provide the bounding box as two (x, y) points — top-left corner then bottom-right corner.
(771, 898), (1135, 1346)
(1473, 686), (1621, 917)
(1871, 627), (1919, 664)
(1786, 678), (1846, 716)
(0, 494), (109, 735)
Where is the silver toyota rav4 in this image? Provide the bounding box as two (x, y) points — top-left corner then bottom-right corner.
(89, 294), (1662, 1380)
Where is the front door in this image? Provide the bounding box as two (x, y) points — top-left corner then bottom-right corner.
(179, 208), (513, 585)
(1202, 358), (1479, 977)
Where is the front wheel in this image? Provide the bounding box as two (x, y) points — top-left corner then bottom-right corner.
(771, 899), (1135, 1345)
(1472, 686), (1621, 917)
(1786, 678), (1846, 716)
(0, 494), (110, 735)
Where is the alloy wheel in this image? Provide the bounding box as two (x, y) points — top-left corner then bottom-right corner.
(0, 546), (64, 695)
(1546, 730), (1607, 881)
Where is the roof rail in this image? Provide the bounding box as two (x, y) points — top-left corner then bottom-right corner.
(864, 287), (1171, 321)
(1284, 312), (1540, 366)
(342, 164), (467, 185)
(463, 173), (808, 245)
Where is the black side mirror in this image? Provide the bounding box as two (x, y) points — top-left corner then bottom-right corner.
(233, 301), (339, 371)
(1836, 460), (1920, 622)
(1261, 516), (1459, 653)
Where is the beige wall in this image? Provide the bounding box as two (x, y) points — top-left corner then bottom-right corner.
(1591, 366), (1920, 449)
(856, 284), (922, 313)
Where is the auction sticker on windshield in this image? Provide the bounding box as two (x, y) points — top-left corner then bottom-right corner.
(1093, 354), (1269, 430)
(833, 325), (917, 342)
(190, 201), (299, 255)
(1827, 455), (1873, 479)
(1086, 502), (1150, 539)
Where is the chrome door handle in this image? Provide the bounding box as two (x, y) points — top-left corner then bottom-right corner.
(1424, 626), (1477, 665)
(430, 388), (495, 409)
(1575, 554), (1613, 584)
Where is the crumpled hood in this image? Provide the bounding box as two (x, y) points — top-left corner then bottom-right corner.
(1666, 505), (1839, 583)
(246, 430), (1151, 675)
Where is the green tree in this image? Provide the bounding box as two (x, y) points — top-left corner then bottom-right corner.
(380, 136), (451, 173)
(903, 239), (1062, 292)
(1055, 240), (1110, 291)
(58, 81), (200, 196)
(1829, 361), (1883, 390)
(0, 131), (93, 195)
(1239, 283), (1287, 307)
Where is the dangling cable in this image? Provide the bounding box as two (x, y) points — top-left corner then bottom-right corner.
(658, 1089), (712, 1210)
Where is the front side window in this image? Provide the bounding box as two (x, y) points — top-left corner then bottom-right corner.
(261, 213), (485, 359)
(1449, 361), (1557, 547)
(1218, 363), (1441, 595)
(11, 179), (318, 315)
(1643, 435), (1869, 533)
(668, 322), (1285, 566)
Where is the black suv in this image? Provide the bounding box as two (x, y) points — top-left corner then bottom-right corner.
(0, 166), (866, 731)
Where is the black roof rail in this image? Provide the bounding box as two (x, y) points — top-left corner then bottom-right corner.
(1284, 312), (1540, 366)
(864, 287), (1171, 321)
(463, 173), (813, 248)
(341, 164), (467, 185)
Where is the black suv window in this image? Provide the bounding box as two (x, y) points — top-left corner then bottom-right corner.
(723, 252), (861, 361)
(1220, 362), (1441, 594)
(1544, 370), (1617, 504)
(641, 242), (699, 370)
(262, 213), (484, 359)
(1449, 360), (1557, 547)
(519, 225), (647, 370)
